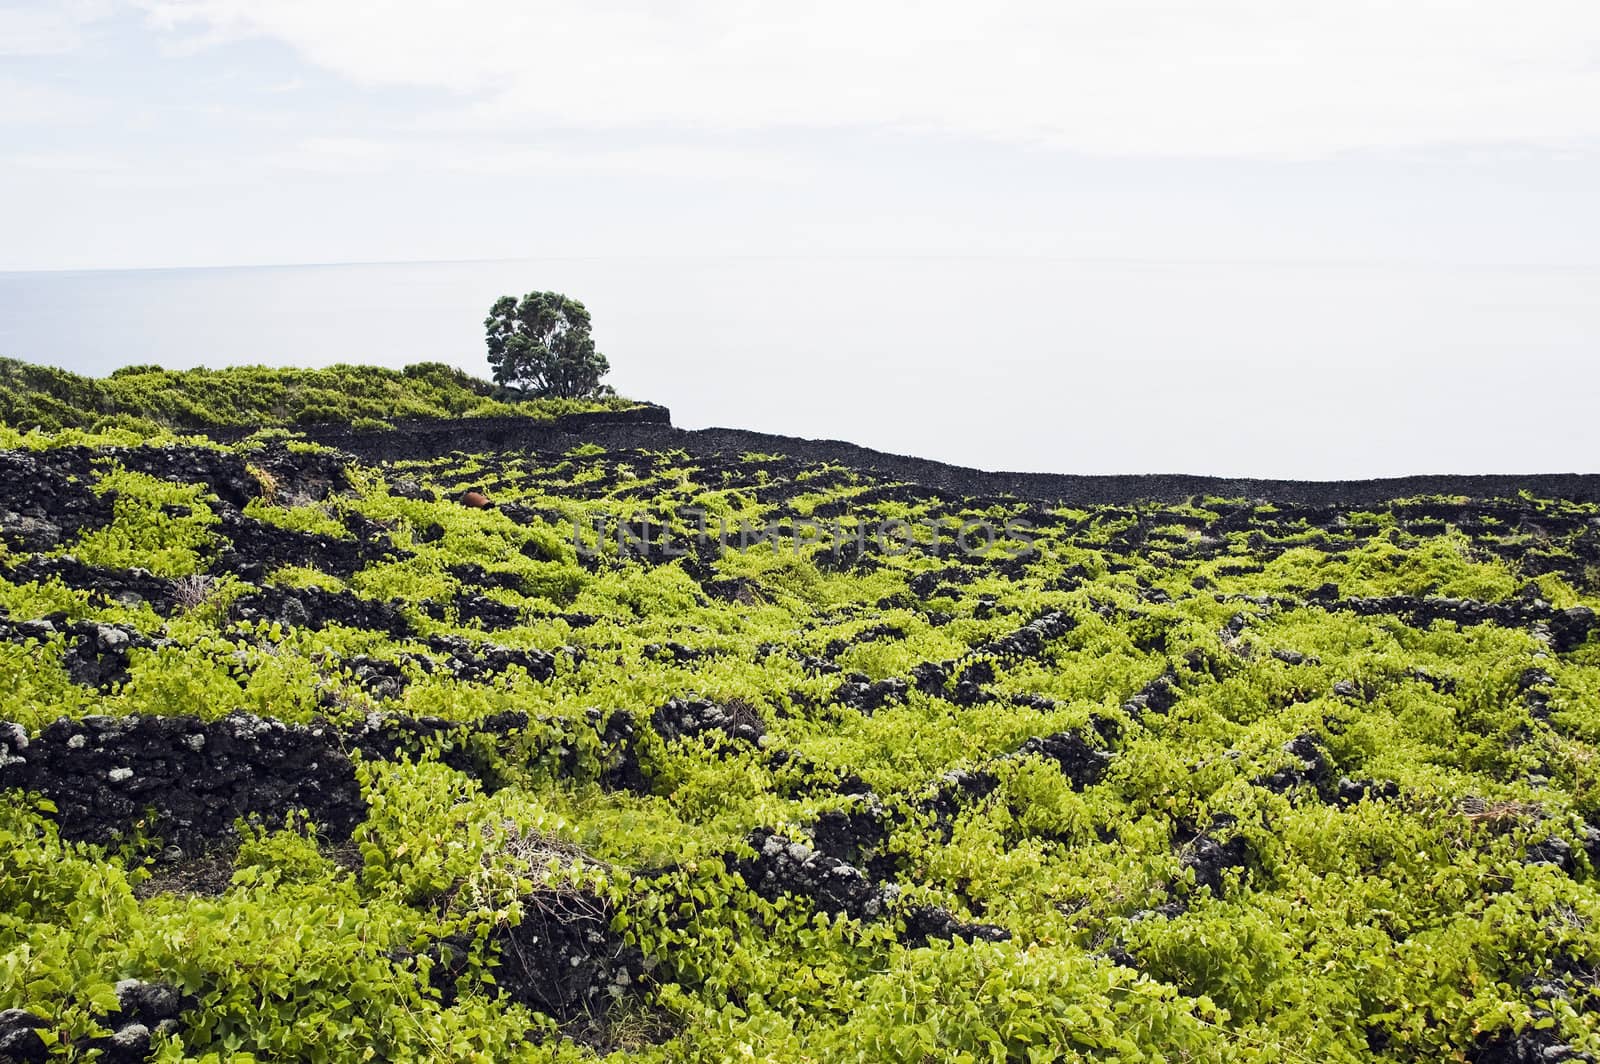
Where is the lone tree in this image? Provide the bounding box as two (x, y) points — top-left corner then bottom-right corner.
(484, 291), (611, 397)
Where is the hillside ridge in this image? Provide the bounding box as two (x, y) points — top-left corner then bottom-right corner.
(219, 407), (1600, 507)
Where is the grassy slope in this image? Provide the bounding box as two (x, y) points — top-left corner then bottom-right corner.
(0, 358), (639, 433)
(1, 377), (1599, 1062)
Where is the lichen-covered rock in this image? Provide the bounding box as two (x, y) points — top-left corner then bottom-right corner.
(736, 830), (894, 921)
(652, 697), (764, 745)
(0, 1009), (48, 1064)
(832, 675), (907, 713)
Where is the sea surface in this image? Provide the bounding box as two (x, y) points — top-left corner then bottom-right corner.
(1, 257), (1596, 478)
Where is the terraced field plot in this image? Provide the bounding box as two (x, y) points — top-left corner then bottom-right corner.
(3, 425), (1600, 1062)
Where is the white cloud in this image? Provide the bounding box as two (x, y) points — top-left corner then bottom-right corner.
(272, 135), (804, 180)
(0, 4), (88, 55)
(0, 75), (96, 124)
(0, 1), (119, 54)
(131, 0), (1600, 158)
(2, 150), (127, 172)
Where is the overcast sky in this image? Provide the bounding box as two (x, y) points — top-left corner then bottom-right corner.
(4, 1), (1600, 270)
(3, 2), (1598, 477)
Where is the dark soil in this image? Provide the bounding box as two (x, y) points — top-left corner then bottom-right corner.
(131, 850), (237, 899)
(426, 889), (647, 1026)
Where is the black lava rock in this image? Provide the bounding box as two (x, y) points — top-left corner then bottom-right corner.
(1257, 733), (1335, 796)
(909, 661), (948, 695)
(112, 980), (185, 1029)
(1526, 835), (1577, 873)
(918, 769), (1001, 834)
(1520, 667), (1558, 721)
(0, 1010), (48, 1064)
(1011, 732), (1114, 789)
(424, 633), (556, 683)
(1469, 1025), (1580, 1064)
(1122, 672), (1179, 718)
(59, 620), (156, 692)
(212, 509), (402, 582)
(1179, 823), (1250, 897)
(832, 675), (908, 713)
(0, 448), (116, 553)
(976, 611), (1074, 660)
(736, 830), (893, 921)
(3, 558), (181, 614)
(0, 712), (366, 852)
(900, 905), (1011, 948)
(1334, 777), (1400, 806)
(231, 586), (410, 638)
(1331, 596), (1597, 652)
(487, 889), (648, 1023)
(811, 795), (892, 875)
(591, 709), (649, 793)
(652, 697), (765, 745)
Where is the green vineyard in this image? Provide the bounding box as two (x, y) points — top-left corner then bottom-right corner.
(2, 367), (1599, 1062)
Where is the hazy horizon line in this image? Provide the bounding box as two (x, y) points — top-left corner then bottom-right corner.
(5, 252), (1600, 277)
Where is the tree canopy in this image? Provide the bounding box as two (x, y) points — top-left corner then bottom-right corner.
(484, 292), (611, 398)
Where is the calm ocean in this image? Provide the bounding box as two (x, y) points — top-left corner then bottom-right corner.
(1, 257), (1595, 478)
